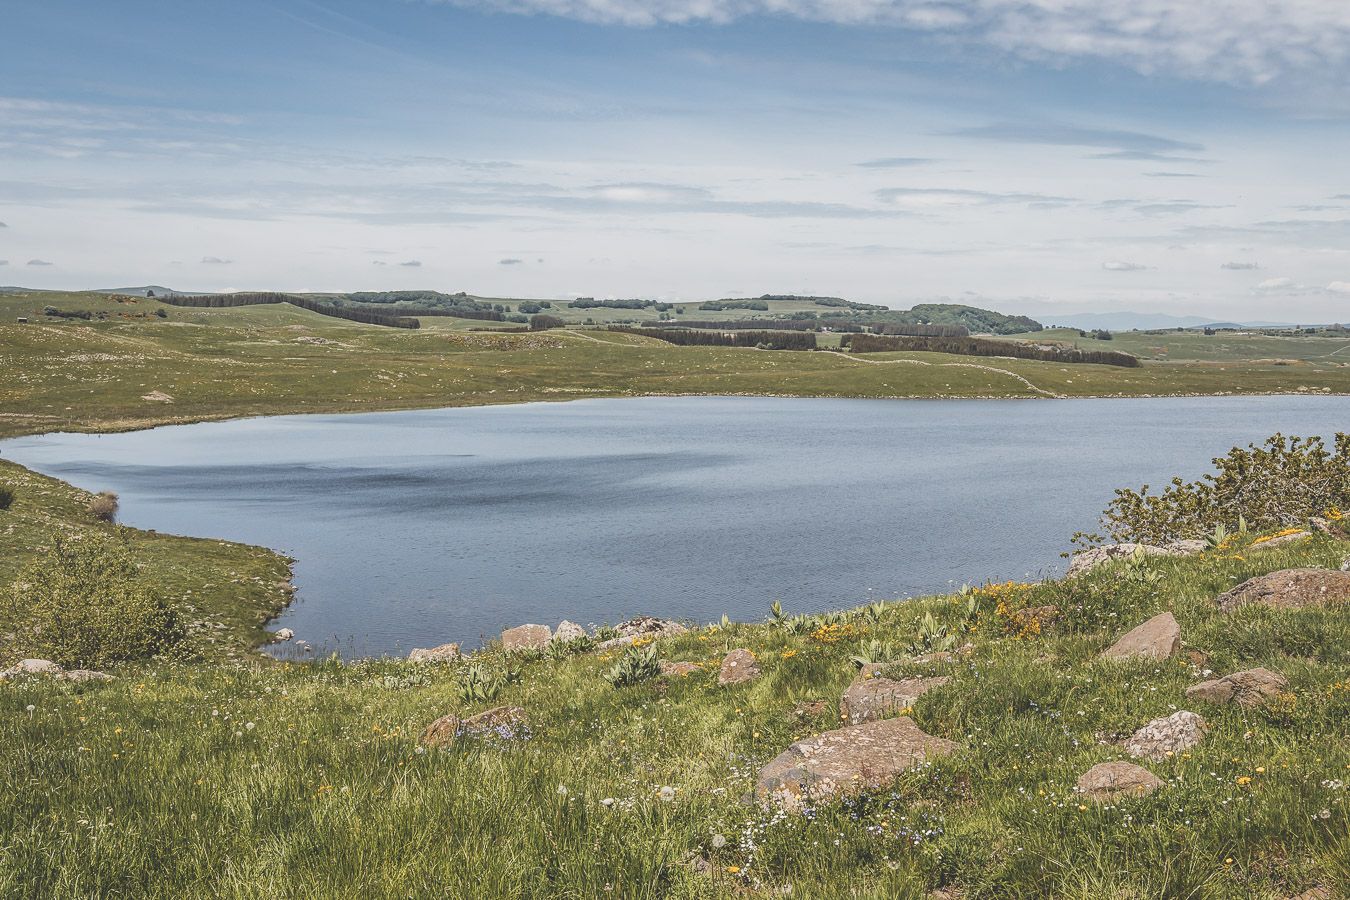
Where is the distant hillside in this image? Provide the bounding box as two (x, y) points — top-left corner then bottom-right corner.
(898, 303), (1042, 335)
(1045, 311), (1301, 331)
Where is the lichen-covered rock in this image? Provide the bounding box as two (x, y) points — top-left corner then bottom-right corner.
(756, 717), (958, 811)
(419, 706), (529, 747)
(60, 669), (115, 683)
(659, 661), (701, 678)
(1185, 667), (1289, 708)
(596, 617), (688, 649)
(1165, 539), (1207, 555)
(1076, 761), (1163, 801)
(840, 674), (950, 725)
(0, 659), (63, 679)
(552, 620), (588, 643)
(1067, 543), (1175, 577)
(501, 624), (551, 652)
(1215, 568), (1350, 612)
(1250, 530), (1312, 550)
(718, 649), (760, 686)
(1123, 711), (1206, 761)
(1102, 612), (1181, 661)
(408, 642), (461, 663)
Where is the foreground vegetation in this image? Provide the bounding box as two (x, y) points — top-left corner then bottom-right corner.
(3, 291), (1350, 440)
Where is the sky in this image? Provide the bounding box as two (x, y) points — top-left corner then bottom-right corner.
(3, 0), (1350, 321)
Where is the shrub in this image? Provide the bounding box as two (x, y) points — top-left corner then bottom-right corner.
(456, 663), (504, 703)
(603, 644), (660, 687)
(1090, 432), (1350, 544)
(2, 532), (185, 667)
(529, 314), (565, 331)
(0, 485), (13, 511)
(88, 491), (119, 522)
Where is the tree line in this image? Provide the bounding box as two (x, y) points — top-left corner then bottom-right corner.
(611, 327), (817, 350)
(842, 333), (1140, 367)
(156, 293), (420, 329)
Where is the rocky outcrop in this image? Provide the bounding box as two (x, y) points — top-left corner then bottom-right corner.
(552, 620), (588, 643)
(1251, 530), (1312, 550)
(1216, 569), (1350, 612)
(756, 717), (959, 812)
(659, 661), (701, 678)
(1123, 711), (1206, 761)
(1076, 761), (1163, 801)
(1102, 612), (1181, 661)
(718, 649), (760, 686)
(0, 659), (114, 683)
(1186, 667), (1289, 707)
(408, 642), (461, 663)
(1067, 543), (1176, 577)
(596, 617), (688, 650)
(420, 706), (528, 747)
(501, 624), (551, 652)
(1165, 539), (1207, 555)
(840, 674), (950, 725)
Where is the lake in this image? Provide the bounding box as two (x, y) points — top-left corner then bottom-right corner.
(3, 395), (1348, 657)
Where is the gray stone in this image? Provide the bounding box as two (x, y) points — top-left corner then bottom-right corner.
(1165, 539), (1208, 555)
(1251, 530), (1312, 550)
(408, 642), (462, 663)
(1216, 568), (1350, 612)
(659, 660), (702, 678)
(1102, 612), (1181, 661)
(1185, 667), (1289, 708)
(419, 706), (528, 747)
(1067, 543), (1176, 577)
(596, 617), (688, 650)
(756, 717), (958, 812)
(0, 659), (63, 680)
(272, 627), (295, 642)
(552, 620), (588, 643)
(501, 624), (552, 652)
(1123, 710), (1206, 761)
(718, 649), (761, 686)
(1076, 761), (1163, 801)
(59, 669), (115, 683)
(840, 674), (950, 725)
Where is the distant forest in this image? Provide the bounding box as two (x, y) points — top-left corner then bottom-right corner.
(612, 327), (817, 350)
(843, 333), (1140, 367)
(156, 293), (421, 328)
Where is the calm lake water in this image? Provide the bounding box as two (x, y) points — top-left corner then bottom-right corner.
(4, 395), (1349, 656)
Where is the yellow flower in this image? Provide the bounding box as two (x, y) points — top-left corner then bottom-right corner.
(725, 866), (740, 874)
(1236, 776), (1252, 786)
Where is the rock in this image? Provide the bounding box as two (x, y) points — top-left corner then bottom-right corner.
(140, 390), (174, 402)
(552, 620), (588, 643)
(1183, 648), (1210, 668)
(501, 624), (551, 652)
(1284, 887), (1332, 900)
(1185, 667), (1289, 708)
(790, 700), (830, 721)
(1067, 543), (1176, 577)
(659, 660), (701, 678)
(1102, 612), (1181, 661)
(408, 642), (462, 663)
(912, 651), (955, 666)
(718, 649), (761, 686)
(419, 706), (528, 747)
(841, 674), (950, 725)
(1076, 761), (1163, 802)
(1216, 568), (1350, 612)
(1252, 530), (1312, 550)
(1311, 517), (1345, 538)
(272, 628), (294, 642)
(60, 669), (115, 683)
(1123, 711), (1206, 761)
(0, 659), (63, 679)
(757, 717), (958, 811)
(1165, 539), (1207, 555)
(596, 617), (688, 650)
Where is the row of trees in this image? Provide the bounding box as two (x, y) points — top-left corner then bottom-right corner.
(612, 327), (817, 350)
(842, 333), (1140, 367)
(157, 293), (419, 328)
(873, 322), (970, 338)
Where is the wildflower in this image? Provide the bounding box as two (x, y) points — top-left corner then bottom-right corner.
(25, 704), (35, 714)
(414, 746), (426, 755)
(601, 797), (615, 807)
(725, 866), (740, 874)
(245, 722), (255, 731)
(1236, 776), (1252, 786)
(556, 784), (569, 798)
(1224, 858), (1233, 866)
(659, 785), (676, 802)
(711, 833), (727, 849)
(1255, 766), (1265, 774)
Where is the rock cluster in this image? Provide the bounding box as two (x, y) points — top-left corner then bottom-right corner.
(1067, 543), (1180, 577)
(596, 617), (688, 650)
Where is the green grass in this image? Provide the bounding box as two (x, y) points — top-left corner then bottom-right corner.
(4, 291), (1350, 441)
(1, 533), (1347, 897)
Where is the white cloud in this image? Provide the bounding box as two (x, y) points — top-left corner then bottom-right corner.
(1220, 261), (1259, 270)
(1102, 260), (1148, 271)
(26, 259), (54, 266)
(1328, 281), (1350, 295)
(200, 256), (233, 264)
(399, 260), (422, 267)
(441, 1), (1350, 82)
(1255, 276), (1305, 292)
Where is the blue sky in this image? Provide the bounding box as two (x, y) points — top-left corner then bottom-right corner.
(3, 0), (1350, 319)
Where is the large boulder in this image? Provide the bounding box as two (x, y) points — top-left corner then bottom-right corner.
(501, 624), (551, 652)
(1076, 761), (1163, 802)
(420, 706), (528, 747)
(408, 642), (461, 663)
(1102, 612), (1181, 661)
(1123, 711), (1206, 761)
(1216, 568), (1350, 612)
(552, 620), (588, 643)
(718, 649), (761, 686)
(1067, 543), (1176, 577)
(596, 617), (688, 650)
(840, 674), (950, 725)
(756, 717), (958, 812)
(1185, 667), (1289, 708)
(1250, 530), (1312, 550)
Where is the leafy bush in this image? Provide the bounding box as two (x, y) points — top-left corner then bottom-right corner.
(0, 485), (13, 511)
(456, 662), (504, 703)
(1091, 432), (1350, 544)
(603, 644), (660, 687)
(88, 491), (119, 522)
(2, 532), (185, 667)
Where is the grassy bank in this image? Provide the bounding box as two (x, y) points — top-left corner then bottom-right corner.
(4, 291), (1350, 441)
(1, 532), (1348, 898)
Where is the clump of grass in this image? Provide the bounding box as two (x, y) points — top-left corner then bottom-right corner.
(603, 644), (660, 687)
(87, 490), (119, 523)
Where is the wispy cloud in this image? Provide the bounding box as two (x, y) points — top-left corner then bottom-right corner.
(26, 259), (53, 266)
(200, 256), (233, 264)
(1221, 261), (1259, 270)
(1102, 260), (1148, 271)
(855, 157), (937, 169)
(399, 260), (422, 267)
(498, 258), (524, 265)
(949, 122), (1203, 155)
(1328, 281), (1350, 295)
(876, 187), (1073, 209)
